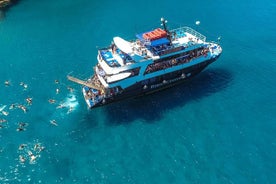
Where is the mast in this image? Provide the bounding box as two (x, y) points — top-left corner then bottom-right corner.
(161, 17), (172, 44)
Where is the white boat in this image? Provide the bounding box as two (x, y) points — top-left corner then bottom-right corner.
(68, 18), (222, 109)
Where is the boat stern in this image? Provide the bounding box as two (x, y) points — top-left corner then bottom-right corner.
(82, 86), (104, 108)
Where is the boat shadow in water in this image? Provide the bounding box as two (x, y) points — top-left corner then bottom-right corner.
(104, 68), (233, 125)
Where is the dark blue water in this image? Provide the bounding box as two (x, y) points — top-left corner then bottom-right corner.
(0, 0), (275, 183)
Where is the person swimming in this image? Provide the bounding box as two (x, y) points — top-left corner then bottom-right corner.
(67, 86), (74, 93)
(19, 155), (26, 163)
(67, 106), (74, 114)
(16, 122), (28, 131)
(17, 104), (27, 113)
(0, 119), (7, 123)
(9, 103), (16, 110)
(20, 82), (28, 90)
(4, 80), (10, 86)
(26, 97), (33, 105)
(27, 150), (38, 164)
(34, 143), (45, 153)
(48, 99), (56, 104)
(18, 144), (27, 150)
(16, 126), (25, 132)
(1, 111), (9, 116)
(56, 103), (66, 109)
(50, 120), (58, 126)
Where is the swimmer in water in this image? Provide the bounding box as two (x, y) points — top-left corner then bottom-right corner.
(67, 86), (74, 93)
(19, 155), (26, 163)
(20, 82), (28, 90)
(56, 88), (60, 94)
(50, 120), (58, 126)
(2, 111), (9, 116)
(18, 104), (27, 113)
(4, 80), (10, 86)
(56, 103), (66, 109)
(54, 79), (59, 84)
(26, 97), (33, 105)
(34, 143), (45, 153)
(18, 144), (27, 150)
(67, 106), (74, 114)
(28, 150), (38, 163)
(19, 122), (28, 127)
(16, 122), (28, 131)
(16, 126), (25, 132)
(34, 144), (39, 150)
(21, 106), (27, 113)
(48, 99), (56, 104)
(9, 103), (16, 110)
(23, 84), (28, 90)
(0, 119), (7, 123)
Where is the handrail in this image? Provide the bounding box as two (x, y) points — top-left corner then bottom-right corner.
(171, 26), (206, 42)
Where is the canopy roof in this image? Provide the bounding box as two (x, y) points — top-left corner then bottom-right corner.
(136, 32), (170, 47)
(148, 37), (170, 47)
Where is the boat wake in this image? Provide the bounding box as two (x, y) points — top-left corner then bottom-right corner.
(55, 93), (79, 115)
(63, 94), (79, 112)
(48, 93), (79, 127)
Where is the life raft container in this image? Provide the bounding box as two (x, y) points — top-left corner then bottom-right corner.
(143, 28), (167, 41)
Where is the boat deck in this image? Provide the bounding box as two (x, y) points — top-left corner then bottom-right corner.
(98, 26), (207, 70)
(100, 48), (134, 67)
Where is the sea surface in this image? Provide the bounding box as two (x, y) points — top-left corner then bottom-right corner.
(0, 0), (275, 183)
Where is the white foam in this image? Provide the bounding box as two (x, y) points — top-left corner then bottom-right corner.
(64, 94), (79, 109)
(52, 93), (79, 121)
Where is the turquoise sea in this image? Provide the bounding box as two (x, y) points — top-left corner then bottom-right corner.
(0, 0), (275, 183)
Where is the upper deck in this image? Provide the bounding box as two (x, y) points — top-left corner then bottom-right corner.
(98, 26), (207, 69)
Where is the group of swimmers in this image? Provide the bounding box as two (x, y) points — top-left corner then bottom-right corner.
(2, 79), (77, 166)
(0, 118), (7, 129)
(18, 142), (45, 164)
(4, 80), (28, 90)
(16, 122), (28, 132)
(2, 79), (75, 129)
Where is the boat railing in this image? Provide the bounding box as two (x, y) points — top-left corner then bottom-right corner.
(171, 26), (206, 42)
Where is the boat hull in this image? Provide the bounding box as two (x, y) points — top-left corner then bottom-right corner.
(85, 56), (219, 109)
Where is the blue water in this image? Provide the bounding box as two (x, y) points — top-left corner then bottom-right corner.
(0, 0), (275, 183)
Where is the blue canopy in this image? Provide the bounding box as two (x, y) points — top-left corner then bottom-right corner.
(136, 32), (169, 46)
(149, 38), (170, 47)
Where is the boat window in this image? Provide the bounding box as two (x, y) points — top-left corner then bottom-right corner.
(122, 67), (140, 77)
(144, 47), (208, 74)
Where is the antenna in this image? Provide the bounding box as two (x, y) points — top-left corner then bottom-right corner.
(161, 17), (168, 32)
(160, 17), (172, 44)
